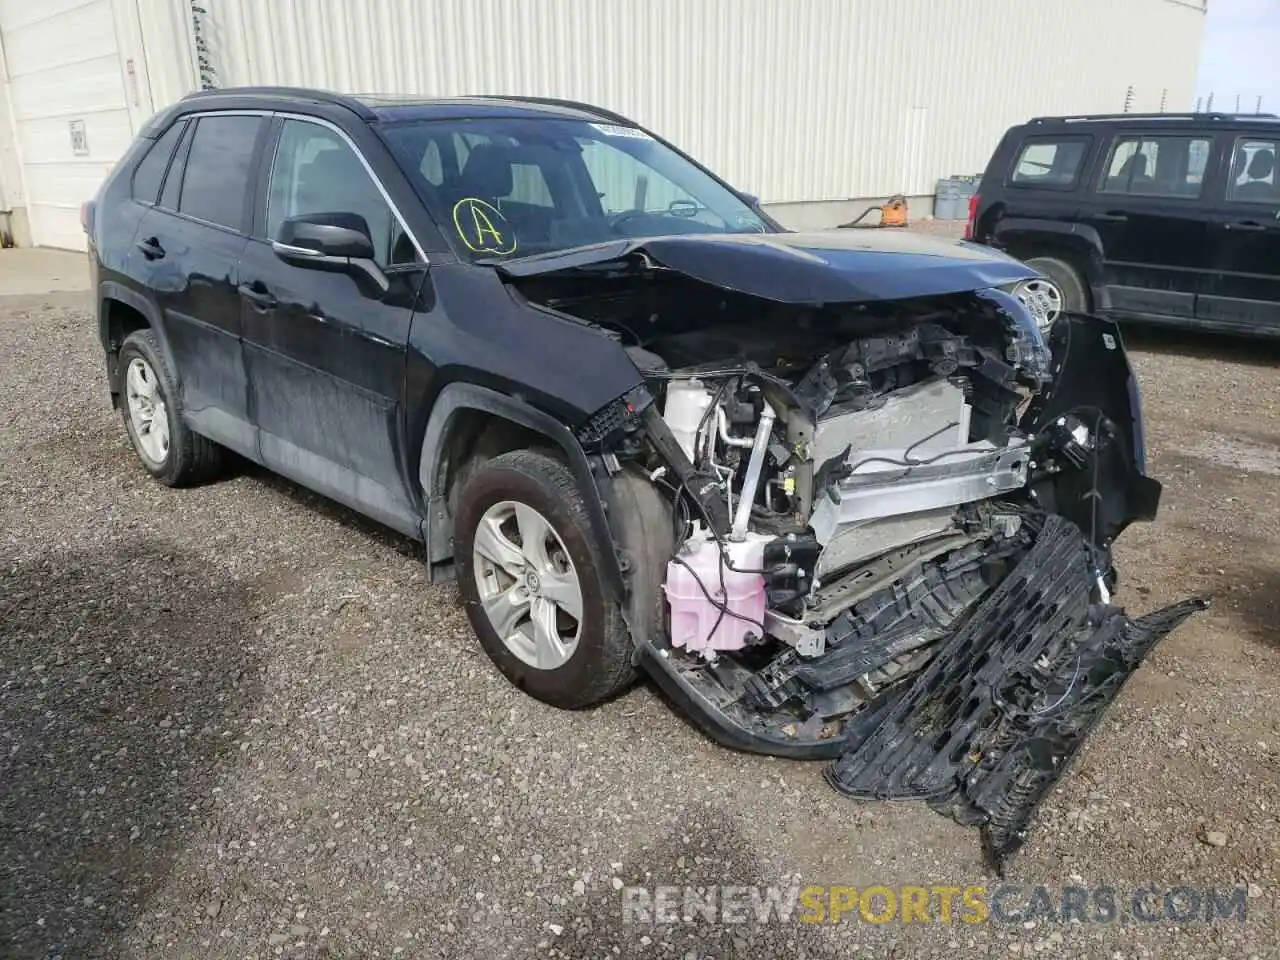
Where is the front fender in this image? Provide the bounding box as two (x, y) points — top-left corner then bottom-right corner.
(417, 382), (625, 597)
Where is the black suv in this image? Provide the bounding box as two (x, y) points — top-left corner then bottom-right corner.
(86, 87), (1201, 863)
(968, 112), (1280, 337)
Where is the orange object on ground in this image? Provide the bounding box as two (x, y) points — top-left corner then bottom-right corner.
(879, 194), (908, 227)
(836, 194), (910, 229)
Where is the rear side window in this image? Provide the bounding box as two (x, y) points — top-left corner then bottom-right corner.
(1227, 137), (1279, 203)
(1008, 137), (1089, 189)
(177, 115), (263, 229)
(159, 122), (194, 210)
(131, 121), (186, 203)
(1099, 135), (1212, 198)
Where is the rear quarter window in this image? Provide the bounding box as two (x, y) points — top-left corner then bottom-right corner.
(131, 121), (186, 204)
(1007, 136), (1091, 190)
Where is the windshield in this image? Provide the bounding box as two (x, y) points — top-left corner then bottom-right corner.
(378, 116), (770, 261)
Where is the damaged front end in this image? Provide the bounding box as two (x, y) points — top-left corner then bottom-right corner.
(504, 233), (1206, 869)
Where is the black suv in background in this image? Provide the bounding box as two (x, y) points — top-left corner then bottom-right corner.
(967, 112), (1280, 337)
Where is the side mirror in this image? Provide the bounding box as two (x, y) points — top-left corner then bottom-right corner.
(272, 213), (388, 295)
(739, 192), (761, 209)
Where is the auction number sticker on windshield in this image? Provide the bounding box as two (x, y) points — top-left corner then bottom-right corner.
(452, 197), (517, 256)
(589, 122), (653, 140)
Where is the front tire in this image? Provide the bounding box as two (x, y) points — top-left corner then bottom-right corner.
(118, 329), (223, 486)
(454, 449), (635, 709)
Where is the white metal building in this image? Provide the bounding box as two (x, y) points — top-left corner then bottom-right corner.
(0, 0), (1207, 251)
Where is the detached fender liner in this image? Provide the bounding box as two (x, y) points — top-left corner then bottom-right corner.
(825, 514), (1207, 873)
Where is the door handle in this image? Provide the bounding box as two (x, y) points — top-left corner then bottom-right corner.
(237, 282), (278, 310)
(1224, 221), (1266, 232)
(136, 236), (165, 260)
(1094, 213), (1129, 222)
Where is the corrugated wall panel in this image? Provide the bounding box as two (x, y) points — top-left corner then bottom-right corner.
(135, 0), (199, 111)
(191, 0), (1206, 205)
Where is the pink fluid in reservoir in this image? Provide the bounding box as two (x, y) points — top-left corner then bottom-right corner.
(664, 534), (768, 656)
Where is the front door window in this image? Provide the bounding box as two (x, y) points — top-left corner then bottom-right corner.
(266, 120), (418, 265)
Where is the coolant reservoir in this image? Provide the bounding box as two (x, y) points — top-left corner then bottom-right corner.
(664, 531), (769, 657)
(663, 379), (713, 462)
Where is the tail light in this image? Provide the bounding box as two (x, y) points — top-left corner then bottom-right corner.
(963, 193), (980, 240)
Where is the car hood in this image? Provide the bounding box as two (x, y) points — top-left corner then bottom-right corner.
(495, 229), (1039, 304)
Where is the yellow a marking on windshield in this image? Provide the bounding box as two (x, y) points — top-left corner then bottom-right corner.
(471, 205), (502, 246)
(452, 197), (517, 255)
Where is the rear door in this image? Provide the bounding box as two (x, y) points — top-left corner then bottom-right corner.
(1201, 131), (1280, 335)
(132, 112), (267, 454)
(1080, 130), (1219, 324)
(236, 115), (429, 536)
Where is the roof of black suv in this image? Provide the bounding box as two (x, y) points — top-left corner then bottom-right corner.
(1020, 111), (1279, 127)
(173, 86), (636, 125)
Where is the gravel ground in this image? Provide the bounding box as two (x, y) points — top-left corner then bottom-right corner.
(2, 277), (1278, 959)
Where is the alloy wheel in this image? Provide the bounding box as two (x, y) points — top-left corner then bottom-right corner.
(472, 500), (584, 670)
(1013, 277), (1063, 333)
(124, 357), (170, 466)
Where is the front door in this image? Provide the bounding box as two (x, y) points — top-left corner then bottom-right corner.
(132, 112), (266, 454)
(1081, 132), (1218, 324)
(237, 116), (429, 536)
(1201, 133), (1280, 335)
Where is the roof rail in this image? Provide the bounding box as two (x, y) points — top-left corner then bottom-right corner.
(179, 86), (375, 120)
(1029, 111), (1279, 123)
(472, 95), (636, 126)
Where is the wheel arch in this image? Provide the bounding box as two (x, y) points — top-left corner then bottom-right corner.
(98, 282), (175, 402)
(991, 219), (1109, 312)
(417, 382), (625, 597)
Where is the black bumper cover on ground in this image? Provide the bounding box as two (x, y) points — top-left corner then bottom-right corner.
(825, 514), (1207, 873)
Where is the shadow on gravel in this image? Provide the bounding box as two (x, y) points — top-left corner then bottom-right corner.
(0, 542), (264, 959)
(1159, 514), (1280, 655)
(1226, 564), (1280, 653)
(569, 816), (837, 958)
(235, 457), (422, 561)
(1121, 324), (1280, 368)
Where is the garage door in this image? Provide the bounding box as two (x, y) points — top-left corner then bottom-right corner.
(0, 0), (153, 249)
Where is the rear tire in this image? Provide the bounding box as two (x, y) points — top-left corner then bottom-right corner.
(118, 329), (224, 487)
(454, 449), (635, 709)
